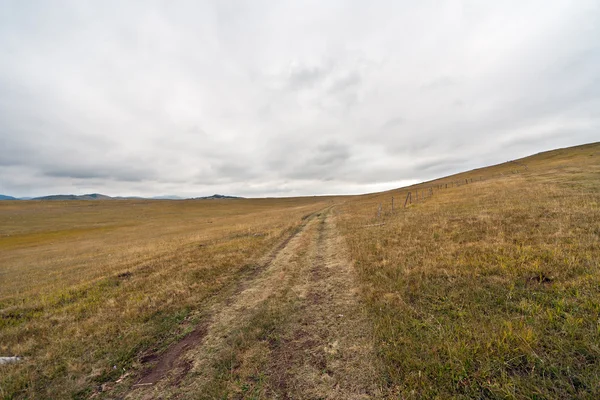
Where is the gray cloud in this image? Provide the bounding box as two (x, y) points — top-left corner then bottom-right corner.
(381, 117), (404, 131)
(288, 64), (326, 89)
(421, 76), (458, 91)
(1, 0), (599, 198)
(311, 142), (351, 167)
(43, 165), (157, 182)
(415, 156), (469, 172)
(284, 141), (352, 181)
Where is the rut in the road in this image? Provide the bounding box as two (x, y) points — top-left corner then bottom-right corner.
(125, 214), (316, 399)
(267, 211), (380, 399)
(127, 210), (379, 399)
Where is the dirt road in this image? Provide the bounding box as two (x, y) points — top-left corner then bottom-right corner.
(125, 209), (380, 399)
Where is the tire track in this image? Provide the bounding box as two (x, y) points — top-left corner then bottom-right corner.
(125, 211), (322, 395)
(124, 208), (379, 399)
(267, 210), (380, 399)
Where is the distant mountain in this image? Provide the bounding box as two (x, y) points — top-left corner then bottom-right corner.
(151, 195), (185, 200)
(194, 194), (242, 200)
(10, 193), (241, 201)
(33, 193), (113, 201)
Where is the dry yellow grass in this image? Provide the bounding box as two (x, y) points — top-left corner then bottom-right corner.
(0, 197), (337, 398)
(337, 142), (600, 398)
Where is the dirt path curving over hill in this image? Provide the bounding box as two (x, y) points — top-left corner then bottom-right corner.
(125, 209), (380, 399)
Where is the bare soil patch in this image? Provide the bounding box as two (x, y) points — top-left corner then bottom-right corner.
(135, 322), (208, 386)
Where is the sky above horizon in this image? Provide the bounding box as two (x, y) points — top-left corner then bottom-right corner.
(1, 1), (599, 198)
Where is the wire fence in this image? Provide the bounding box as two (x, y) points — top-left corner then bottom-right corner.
(347, 166), (527, 222)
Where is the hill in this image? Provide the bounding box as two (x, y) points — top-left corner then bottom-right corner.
(151, 195), (185, 200)
(23, 194), (241, 201)
(4, 193), (242, 201)
(336, 141), (599, 398)
(194, 194), (242, 200)
(33, 193), (113, 201)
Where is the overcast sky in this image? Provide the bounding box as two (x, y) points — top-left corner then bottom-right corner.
(1, 1), (599, 198)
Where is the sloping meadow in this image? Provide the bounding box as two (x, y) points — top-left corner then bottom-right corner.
(336, 143), (600, 398)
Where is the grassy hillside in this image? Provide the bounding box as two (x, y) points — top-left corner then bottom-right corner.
(336, 142), (600, 398)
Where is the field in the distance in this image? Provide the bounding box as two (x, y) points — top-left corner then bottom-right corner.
(1, 142), (599, 399)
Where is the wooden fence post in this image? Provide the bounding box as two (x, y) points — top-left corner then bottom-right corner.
(377, 203), (382, 219)
(391, 196), (394, 212)
(404, 192), (411, 208)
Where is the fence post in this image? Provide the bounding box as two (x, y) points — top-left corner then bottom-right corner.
(377, 203), (382, 219)
(404, 192), (411, 208)
(391, 196), (394, 212)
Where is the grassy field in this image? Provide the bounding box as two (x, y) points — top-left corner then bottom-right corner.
(1, 142), (598, 399)
(337, 142), (600, 398)
(0, 197), (337, 398)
